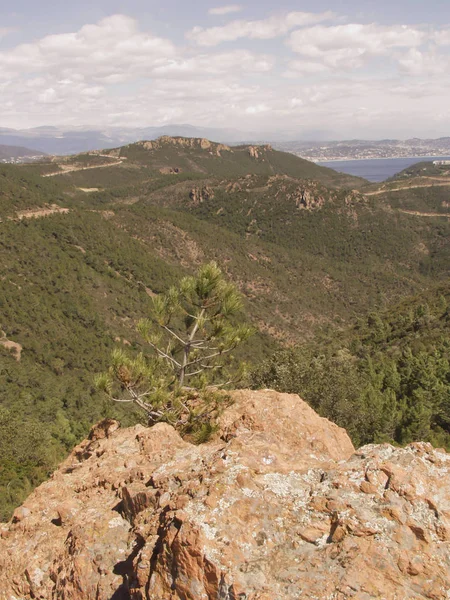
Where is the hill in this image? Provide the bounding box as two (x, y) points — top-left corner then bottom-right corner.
(0, 145), (46, 163)
(0, 136), (449, 519)
(389, 160), (450, 180)
(37, 137), (367, 189)
(362, 159), (450, 220)
(252, 282), (450, 448)
(0, 164), (71, 219)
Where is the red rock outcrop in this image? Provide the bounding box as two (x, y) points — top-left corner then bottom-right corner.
(140, 137), (231, 155)
(1, 389), (450, 599)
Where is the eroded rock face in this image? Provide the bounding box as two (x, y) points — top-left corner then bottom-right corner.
(139, 137), (231, 155)
(189, 186), (215, 205)
(248, 145), (272, 159)
(1, 390), (450, 599)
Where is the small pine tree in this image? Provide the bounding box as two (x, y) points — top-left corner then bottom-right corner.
(96, 262), (253, 431)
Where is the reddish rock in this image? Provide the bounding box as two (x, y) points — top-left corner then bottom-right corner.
(1, 390), (450, 599)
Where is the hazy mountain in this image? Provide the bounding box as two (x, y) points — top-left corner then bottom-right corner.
(0, 144), (47, 162)
(0, 124), (275, 155)
(3, 124), (450, 158)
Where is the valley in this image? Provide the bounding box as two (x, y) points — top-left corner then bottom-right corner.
(0, 136), (449, 519)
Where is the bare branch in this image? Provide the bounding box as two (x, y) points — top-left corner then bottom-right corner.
(111, 397), (134, 403)
(184, 346), (235, 368)
(206, 380), (232, 389)
(147, 341), (182, 368)
(184, 368), (205, 378)
(163, 325), (187, 346)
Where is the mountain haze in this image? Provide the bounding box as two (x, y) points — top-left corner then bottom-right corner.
(0, 145), (46, 162)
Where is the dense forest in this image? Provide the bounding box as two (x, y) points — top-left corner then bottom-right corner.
(252, 284), (450, 448)
(1, 138), (449, 519)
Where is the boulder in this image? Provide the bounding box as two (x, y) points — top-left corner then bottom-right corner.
(1, 390), (450, 599)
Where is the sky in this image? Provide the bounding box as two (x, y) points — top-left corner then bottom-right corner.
(1, 0), (450, 139)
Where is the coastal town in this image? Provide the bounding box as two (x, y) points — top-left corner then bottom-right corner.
(274, 137), (450, 162)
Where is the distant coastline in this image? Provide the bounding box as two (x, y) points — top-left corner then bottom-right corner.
(312, 154), (450, 163)
(317, 155), (450, 183)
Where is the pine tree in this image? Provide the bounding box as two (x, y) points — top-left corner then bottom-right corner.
(96, 262), (253, 430)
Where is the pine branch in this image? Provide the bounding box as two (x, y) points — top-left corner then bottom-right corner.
(147, 341), (182, 368)
(163, 325), (187, 346)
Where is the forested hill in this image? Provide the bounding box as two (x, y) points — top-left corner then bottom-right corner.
(253, 282), (450, 449)
(0, 138), (449, 519)
(0, 164), (70, 219)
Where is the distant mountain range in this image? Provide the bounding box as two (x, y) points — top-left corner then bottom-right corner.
(1, 124), (450, 159)
(0, 124), (269, 155)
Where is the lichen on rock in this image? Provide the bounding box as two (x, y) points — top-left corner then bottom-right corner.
(1, 390), (450, 599)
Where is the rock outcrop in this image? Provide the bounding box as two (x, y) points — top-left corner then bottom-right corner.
(139, 137), (231, 156)
(189, 186), (215, 205)
(248, 145), (272, 159)
(0, 330), (22, 361)
(1, 389), (450, 599)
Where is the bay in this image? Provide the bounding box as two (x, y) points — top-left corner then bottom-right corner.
(318, 156), (450, 183)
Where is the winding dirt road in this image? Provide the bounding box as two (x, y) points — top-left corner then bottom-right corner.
(365, 181), (450, 196)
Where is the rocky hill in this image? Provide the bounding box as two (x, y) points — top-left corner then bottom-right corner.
(1, 389), (450, 599)
(32, 136), (367, 189)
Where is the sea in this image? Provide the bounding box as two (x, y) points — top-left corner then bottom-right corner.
(318, 156), (450, 183)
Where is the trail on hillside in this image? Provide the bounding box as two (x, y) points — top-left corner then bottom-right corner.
(365, 181), (450, 196)
(398, 209), (450, 218)
(0, 205), (70, 223)
(43, 157), (125, 177)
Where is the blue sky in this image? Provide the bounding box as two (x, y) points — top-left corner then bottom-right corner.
(1, 1), (450, 138)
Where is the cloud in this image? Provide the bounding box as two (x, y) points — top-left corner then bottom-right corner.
(0, 14), (275, 129)
(288, 23), (426, 69)
(152, 50), (274, 77)
(283, 60), (330, 77)
(186, 11), (335, 46)
(0, 14), (273, 85)
(1, 11), (450, 138)
(0, 15), (176, 82)
(209, 5), (242, 16)
(398, 48), (449, 76)
(433, 29), (450, 45)
(245, 103), (270, 114)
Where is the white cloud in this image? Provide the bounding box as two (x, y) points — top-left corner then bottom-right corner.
(209, 5), (242, 16)
(152, 49), (274, 77)
(283, 60), (330, 77)
(186, 11), (335, 46)
(434, 29), (450, 45)
(0, 14), (276, 130)
(245, 103), (270, 114)
(0, 15), (176, 82)
(398, 48), (449, 76)
(1, 11), (450, 138)
(288, 23), (426, 69)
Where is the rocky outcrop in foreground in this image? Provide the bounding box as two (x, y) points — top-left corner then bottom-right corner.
(1, 390), (450, 599)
